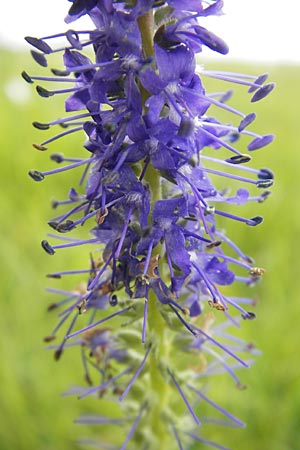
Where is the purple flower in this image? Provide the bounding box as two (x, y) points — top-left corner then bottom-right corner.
(25, 1), (274, 449)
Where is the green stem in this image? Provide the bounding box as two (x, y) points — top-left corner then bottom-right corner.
(137, 10), (171, 450)
(137, 11), (155, 58)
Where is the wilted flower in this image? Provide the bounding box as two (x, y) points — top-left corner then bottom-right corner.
(25, 1), (274, 449)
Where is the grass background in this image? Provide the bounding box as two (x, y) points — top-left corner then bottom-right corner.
(0, 46), (299, 450)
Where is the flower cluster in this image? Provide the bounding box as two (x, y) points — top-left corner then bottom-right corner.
(25, 1), (274, 449)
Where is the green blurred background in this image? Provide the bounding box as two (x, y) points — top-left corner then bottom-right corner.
(0, 46), (299, 450)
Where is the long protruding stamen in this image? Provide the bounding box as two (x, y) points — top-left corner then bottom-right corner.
(78, 368), (131, 400)
(32, 126), (83, 151)
(66, 306), (133, 340)
(142, 293), (149, 344)
(193, 326), (249, 368)
(214, 210), (263, 226)
(171, 423), (184, 450)
(119, 345), (152, 401)
(29, 157), (93, 181)
(120, 402), (147, 450)
(185, 432), (230, 450)
(168, 369), (200, 426)
(115, 206), (134, 259)
(188, 385), (245, 427)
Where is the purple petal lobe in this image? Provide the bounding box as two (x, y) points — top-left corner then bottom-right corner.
(194, 25), (229, 54)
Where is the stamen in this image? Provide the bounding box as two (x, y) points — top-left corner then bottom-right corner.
(202, 69), (269, 92)
(202, 167), (259, 186)
(171, 423), (184, 450)
(88, 253), (114, 290)
(202, 346), (244, 386)
(54, 312), (79, 360)
(119, 402), (147, 450)
(33, 126), (83, 149)
(36, 85), (81, 97)
(214, 210), (263, 226)
(75, 415), (130, 425)
(35, 111), (92, 128)
(78, 368), (131, 400)
(215, 231), (251, 263)
(192, 262), (218, 303)
(115, 206), (134, 259)
(29, 158), (93, 179)
(169, 304), (197, 336)
(193, 326), (249, 367)
(119, 345), (152, 401)
(22, 73), (78, 83)
(185, 432), (230, 450)
(142, 294), (148, 344)
(198, 126), (241, 156)
(168, 369), (200, 425)
(66, 306), (133, 340)
(188, 385), (245, 427)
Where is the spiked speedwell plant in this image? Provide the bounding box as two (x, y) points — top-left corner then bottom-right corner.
(25, 1), (274, 449)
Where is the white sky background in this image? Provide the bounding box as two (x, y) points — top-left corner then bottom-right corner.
(0, 0), (299, 63)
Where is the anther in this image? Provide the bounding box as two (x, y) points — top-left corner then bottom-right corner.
(32, 143), (48, 151)
(28, 169), (45, 181)
(258, 168), (274, 180)
(36, 86), (54, 98)
(256, 179), (273, 189)
(51, 199), (59, 209)
(249, 267), (265, 277)
(238, 113), (256, 132)
(208, 300), (226, 311)
(54, 348), (63, 361)
(41, 240), (55, 255)
(241, 311), (256, 320)
(251, 83), (275, 102)
(204, 205), (215, 216)
(43, 335), (56, 342)
(226, 154), (251, 165)
(31, 50), (48, 67)
(109, 295), (118, 307)
(246, 216), (263, 226)
(47, 303), (58, 311)
(32, 121), (50, 130)
(21, 70), (33, 83)
(50, 153), (64, 163)
(248, 73), (268, 93)
(258, 191), (271, 203)
(248, 134), (274, 151)
(206, 240), (222, 249)
(77, 299), (87, 314)
(51, 68), (70, 76)
(48, 220), (75, 233)
(47, 273), (62, 279)
(25, 36), (53, 54)
(96, 207), (109, 225)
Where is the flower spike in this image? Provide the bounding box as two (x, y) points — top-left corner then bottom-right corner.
(25, 1), (274, 449)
